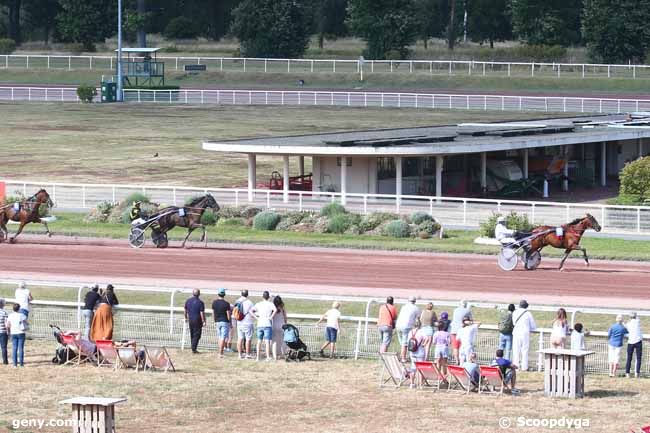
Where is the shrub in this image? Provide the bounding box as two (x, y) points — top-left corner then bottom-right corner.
(410, 211), (432, 225)
(619, 157), (650, 204)
(327, 214), (352, 234)
(253, 211), (281, 231)
(84, 201), (115, 223)
(76, 85), (97, 103)
(418, 220), (441, 236)
(383, 219), (411, 238)
(123, 192), (150, 206)
(164, 16), (200, 39)
(358, 212), (398, 233)
(200, 209), (219, 226)
(276, 212), (307, 231)
(479, 212), (534, 238)
(320, 202), (347, 217)
(0, 38), (16, 54)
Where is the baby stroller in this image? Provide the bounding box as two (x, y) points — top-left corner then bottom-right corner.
(49, 324), (74, 364)
(282, 324), (311, 362)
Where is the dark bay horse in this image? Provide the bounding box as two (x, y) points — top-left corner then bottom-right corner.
(151, 194), (220, 248)
(529, 214), (601, 270)
(0, 189), (54, 243)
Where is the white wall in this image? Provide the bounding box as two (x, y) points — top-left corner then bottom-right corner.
(317, 156), (372, 194)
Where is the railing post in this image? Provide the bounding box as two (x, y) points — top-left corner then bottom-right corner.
(463, 200), (467, 224)
(537, 330), (544, 372)
(112, 186), (116, 203)
(601, 207), (606, 232)
(299, 192), (303, 211)
(173, 188), (177, 206)
(82, 185), (86, 208)
(68, 56), (71, 71)
(363, 299), (373, 345)
(354, 320), (363, 360)
(169, 290), (176, 335)
(637, 208), (641, 233)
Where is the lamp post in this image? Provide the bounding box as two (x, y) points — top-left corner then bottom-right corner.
(116, 0), (123, 102)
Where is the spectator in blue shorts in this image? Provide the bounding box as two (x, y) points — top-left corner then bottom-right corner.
(251, 291), (277, 362)
(317, 302), (341, 358)
(211, 288), (231, 358)
(491, 349), (518, 391)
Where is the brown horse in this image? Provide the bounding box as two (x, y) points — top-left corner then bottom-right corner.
(149, 194), (220, 248)
(0, 189), (54, 243)
(529, 214), (602, 270)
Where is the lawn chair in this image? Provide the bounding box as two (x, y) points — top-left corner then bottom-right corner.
(117, 346), (143, 372)
(143, 346), (175, 373)
(96, 340), (120, 369)
(447, 365), (477, 394)
(479, 366), (507, 395)
(63, 334), (96, 366)
(379, 352), (410, 388)
(414, 361), (447, 391)
(60, 332), (80, 366)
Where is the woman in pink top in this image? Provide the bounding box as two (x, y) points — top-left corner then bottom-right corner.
(432, 321), (451, 375)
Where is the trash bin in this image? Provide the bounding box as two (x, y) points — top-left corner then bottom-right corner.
(101, 82), (117, 103)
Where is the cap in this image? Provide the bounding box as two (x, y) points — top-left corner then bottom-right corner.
(630, 312), (637, 319)
(440, 311), (449, 320)
(519, 299), (529, 309)
(408, 295), (417, 303)
(218, 288), (226, 296)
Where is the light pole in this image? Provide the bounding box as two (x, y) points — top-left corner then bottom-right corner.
(116, 0), (123, 102)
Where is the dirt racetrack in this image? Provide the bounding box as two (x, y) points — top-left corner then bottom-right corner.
(1, 236), (648, 309)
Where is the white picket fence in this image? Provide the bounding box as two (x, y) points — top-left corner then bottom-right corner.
(4, 179), (650, 235)
(3, 54), (650, 79)
(2, 86), (650, 114)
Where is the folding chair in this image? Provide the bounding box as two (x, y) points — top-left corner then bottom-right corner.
(117, 346), (143, 372)
(447, 365), (477, 394)
(143, 346), (175, 373)
(414, 361), (447, 391)
(60, 333), (80, 366)
(96, 340), (120, 368)
(479, 366), (508, 395)
(379, 353), (410, 388)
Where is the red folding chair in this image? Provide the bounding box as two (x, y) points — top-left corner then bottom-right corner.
(479, 366), (506, 395)
(414, 361), (447, 391)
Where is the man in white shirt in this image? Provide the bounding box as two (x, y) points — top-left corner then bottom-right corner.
(14, 281), (32, 319)
(450, 300), (472, 364)
(625, 312), (643, 378)
(316, 302), (342, 358)
(457, 317), (482, 364)
(235, 290), (255, 359)
(250, 291), (277, 361)
(512, 299), (536, 371)
(395, 296), (420, 362)
(495, 217), (516, 244)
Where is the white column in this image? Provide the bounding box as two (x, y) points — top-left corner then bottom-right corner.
(481, 152), (487, 194)
(562, 146), (569, 192)
(299, 156), (305, 177)
(312, 156), (321, 192)
(523, 148), (529, 179)
(247, 154), (257, 202)
(283, 155), (290, 203)
(368, 157), (378, 195)
(435, 156), (444, 197)
(638, 138), (644, 159)
(340, 156), (348, 205)
(395, 156), (403, 203)
(601, 142), (607, 187)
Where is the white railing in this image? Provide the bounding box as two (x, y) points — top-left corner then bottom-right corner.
(2, 86), (649, 114)
(4, 179), (650, 235)
(3, 54), (650, 80)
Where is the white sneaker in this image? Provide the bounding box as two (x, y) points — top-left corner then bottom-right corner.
(626, 373), (630, 378)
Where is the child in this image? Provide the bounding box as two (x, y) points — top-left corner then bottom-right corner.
(491, 349), (518, 391)
(457, 316), (481, 364)
(407, 319), (427, 388)
(316, 302), (341, 358)
(571, 323), (586, 351)
(432, 321), (450, 375)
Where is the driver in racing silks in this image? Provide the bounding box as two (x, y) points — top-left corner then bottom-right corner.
(129, 201), (145, 226)
(495, 216), (531, 251)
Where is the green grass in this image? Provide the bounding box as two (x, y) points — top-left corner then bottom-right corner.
(0, 102), (540, 186)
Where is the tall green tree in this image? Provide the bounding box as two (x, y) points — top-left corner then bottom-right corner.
(0, 0), (21, 43)
(55, 0), (115, 51)
(467, 0), (511, 48)
(582, 0), (650, 63)
(316, 0), (348, 49)
(413, 0), (447, 49)
(231, 0), (311, 58)
(511, 0), (582, 46)
(347, 0), (418, 59)
(25, 0), (60, 44)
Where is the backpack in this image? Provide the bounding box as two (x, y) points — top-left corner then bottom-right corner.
(407, 333), (420, 352)
(232, 301), (246, 321)
(498, 310), (514, 334)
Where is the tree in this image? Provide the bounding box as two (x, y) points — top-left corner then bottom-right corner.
(511, 0), (582, 46)
(316, 0), (348, 49)
(24, 0), (61, 44)
(582, 0), (650, 63)
(1, 0), (22, 43)
(56, 0), (116, 51)
(231, 0), (311, 58)
(347, 0), (418, 59)
(618, 156), (650, 204)
(413, 0), (447, 49)
(467, 0), (511, 48)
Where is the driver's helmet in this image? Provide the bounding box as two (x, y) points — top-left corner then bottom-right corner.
(496, 216), (506, 224)
(133, 201), (142, 207)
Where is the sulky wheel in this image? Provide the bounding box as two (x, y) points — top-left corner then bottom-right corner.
(128, 227), (146, 249)
(152, 231), (168, 249)
(524, 250), (542, 271)
(497, 247), (518, 271)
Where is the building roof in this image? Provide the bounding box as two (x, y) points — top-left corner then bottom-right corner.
(202, 114), (650, 157)
(115, 47), (160, 53)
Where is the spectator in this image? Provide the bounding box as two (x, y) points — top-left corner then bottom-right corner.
(550, 308), (569, 348)
(450, 300), (472, 364)
(211, 288), (231, 358)
(251, 291), (277, 362)
(570, 323), (586, 351)
(607, 314), (628, 377)
(419, 302), (437, 359)
(184, 289), (206, 354)
(625, 312), (642, 378)
(458, 316), (481, 364)
(438, 311), (451, 332)
(90, 284), (119, 342)
(498, 304), (515, 359)
(81, 284), (100, 339)
(14, 281), (32, 319)
(395, 296), (421, 362)
(491, 349), (518, 391)
(6, 303), (27, 367)
(432, 320), (450, 376)
(0, 299), (7, 365)
(462, 352), (480, 388)
(407, 318), (427, 388)
(317, 302), (341, 358)
(377, 296), (397, 353)
(235, 290), (255, 359)
(271, 296), (288, 360)
(512, 299), (536, 372)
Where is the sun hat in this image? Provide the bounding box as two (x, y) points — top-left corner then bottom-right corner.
(218, 288), (226, 296)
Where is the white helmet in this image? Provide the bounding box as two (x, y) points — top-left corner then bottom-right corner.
(496, 216), (506, 224)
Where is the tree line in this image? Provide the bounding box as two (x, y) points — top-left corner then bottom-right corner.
(1, 0), (649, 63)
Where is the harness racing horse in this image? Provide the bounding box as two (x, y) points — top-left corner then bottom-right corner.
(0, 189), (54, 243)
(528, 214), (601, 271)
(150, 194), (220, 248)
